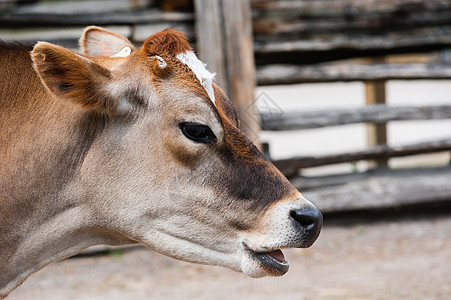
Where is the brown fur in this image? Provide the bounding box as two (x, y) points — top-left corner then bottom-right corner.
(213, 84), (239, 127)
(0, 41), (107, 288)
(215, 109), (296, 216)
(148, 55), (174, 78)
(143, 28), (192, 57)
(139, 29), (210, 101)
(32, 42), (114, 114)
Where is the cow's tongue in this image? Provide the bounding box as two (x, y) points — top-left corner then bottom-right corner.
(265, 249), (285, 263)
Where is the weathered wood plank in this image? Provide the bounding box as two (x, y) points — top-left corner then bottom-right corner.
(0, 9), (194, 27)
(365, 77), (388, 167)
(273, 139), (451, 176)
(194, 0), (228, 92)
(294, 166), (451, 213)
(253, 11), (451, 36)
(253, 25), (451, 64)
(222, 0), (260, 144)
(0, 0), (16, 13)
(251, 0), (451, 16)
(253, 27), (451, 64)
(11, 0), (149, 14)
(261, 105), (451, 131)
(257, 63), (451, 85)
(254, 27), (451, 53)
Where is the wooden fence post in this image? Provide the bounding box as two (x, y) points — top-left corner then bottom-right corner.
(194, 0), (260, 146)
(365, 79), (388, 168)
(193, 0), (228, 92)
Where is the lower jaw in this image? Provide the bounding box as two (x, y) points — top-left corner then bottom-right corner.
(242, 246), (290, 277)
(255, 252), (289, 276)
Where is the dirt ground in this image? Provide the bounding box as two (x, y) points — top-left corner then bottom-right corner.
(7, 210), (451, 300)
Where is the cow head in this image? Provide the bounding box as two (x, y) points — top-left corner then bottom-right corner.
(31, 27), (322, 277)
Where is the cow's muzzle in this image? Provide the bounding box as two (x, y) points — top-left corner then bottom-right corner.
(240, 198), (323, 277)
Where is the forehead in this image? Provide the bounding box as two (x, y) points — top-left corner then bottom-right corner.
(142, 29), (216, 105)
(162, 84), (216, 117)
(155, 76), (223, 137)
(176, 51), (216, 104)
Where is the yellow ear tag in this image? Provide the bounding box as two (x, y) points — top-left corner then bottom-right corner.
(112, 47), (131, 58)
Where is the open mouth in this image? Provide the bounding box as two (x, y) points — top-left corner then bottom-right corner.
(244, 244), (290, 276)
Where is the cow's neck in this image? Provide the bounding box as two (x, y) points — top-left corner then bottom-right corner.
(0, 110), (126, 297)
(0, 161), (131, 299)
(0, 203), (97, 297)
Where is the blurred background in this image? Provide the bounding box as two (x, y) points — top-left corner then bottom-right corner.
(2, 0), (451, 299)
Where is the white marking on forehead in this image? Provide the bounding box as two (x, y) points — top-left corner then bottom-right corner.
(176, 51), (216, 104)
(112, 47), (131, 58)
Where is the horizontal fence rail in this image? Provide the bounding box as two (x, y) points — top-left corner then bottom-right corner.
(294, 166), (451, 213)
(274, 138), (451, 176)
(251, 0), (451, 36)
(257, 63), (451, 85)
(251, 0), (451, 15)
(252, 14), (451, 37)
(254, 28), (451, 52)
(261, 105), (451, 131)
(0, 9), (193, 27)
(253, 27), (451, 64)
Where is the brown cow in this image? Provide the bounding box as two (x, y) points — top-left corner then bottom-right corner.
(0, 27), (322, 297)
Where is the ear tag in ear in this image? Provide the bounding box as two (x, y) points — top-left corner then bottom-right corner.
(149, 55), (171, 78)
(154, 55), (167, 68)
(112, 47), (131, 58)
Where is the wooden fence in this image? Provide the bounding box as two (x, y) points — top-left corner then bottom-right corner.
(1, 0), (451, 213)
(250, 0), (451, 213)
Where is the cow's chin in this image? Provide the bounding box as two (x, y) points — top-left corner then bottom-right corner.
(137, 227), (294, 278)
(239, 243), (289, 277)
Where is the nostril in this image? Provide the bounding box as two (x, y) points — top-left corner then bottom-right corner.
(290, 208), (322, 230)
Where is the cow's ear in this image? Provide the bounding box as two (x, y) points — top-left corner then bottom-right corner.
(80, 26), (135, 57)
(32, 42), (117, 114)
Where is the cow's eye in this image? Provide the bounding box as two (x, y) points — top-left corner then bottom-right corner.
(179, 122), (217, 144)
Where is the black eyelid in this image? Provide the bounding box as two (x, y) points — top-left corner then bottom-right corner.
(180, 121), (207, 127)
(179, 122), (217, 144)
